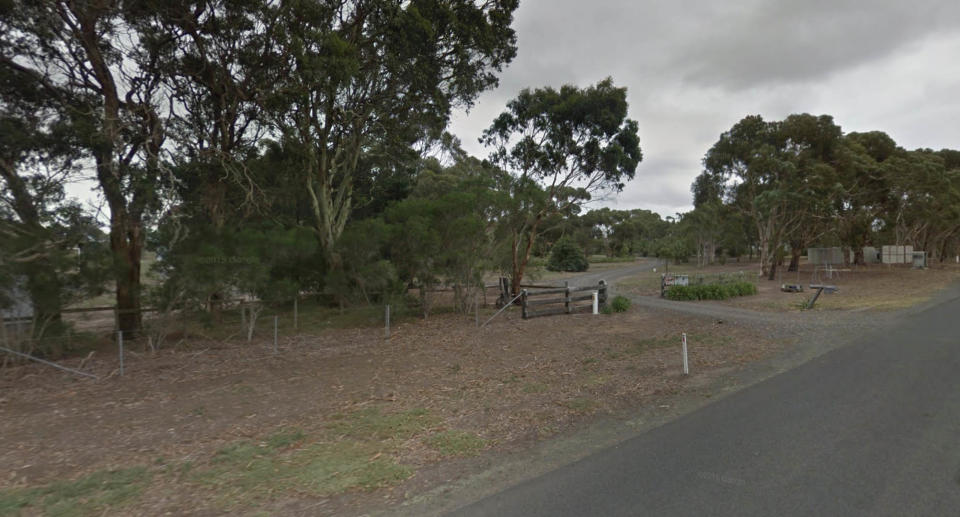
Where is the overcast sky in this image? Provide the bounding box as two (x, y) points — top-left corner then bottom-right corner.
(448, 0), (960, 218)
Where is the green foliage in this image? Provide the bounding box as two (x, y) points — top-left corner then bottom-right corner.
(151, 222), (319, 309)
(665, 281), (757, 301)
(547, 237), (589, 272)
(609, 295), (631, 312)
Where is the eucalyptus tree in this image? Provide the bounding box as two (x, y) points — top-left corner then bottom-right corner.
(482, 78), (643, 293)
(0, 61), (111, 336)
(260, 0), (518, 266)
(832, 131), (897, 264)
(2, 1), (173, 334)
(882, 149), (960, 261)
(702, 114), (842, 279)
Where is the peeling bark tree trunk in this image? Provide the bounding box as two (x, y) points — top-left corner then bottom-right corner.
(854, 247), (865, 266)
(510, 214), (543, 297)
(788, 247), (802, 272)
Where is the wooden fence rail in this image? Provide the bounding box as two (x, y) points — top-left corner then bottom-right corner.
(521, 281), (607, 319)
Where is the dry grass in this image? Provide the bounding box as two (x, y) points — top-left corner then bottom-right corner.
(0, 301), (776, 516)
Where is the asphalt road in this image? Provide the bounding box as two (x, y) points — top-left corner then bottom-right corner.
(449, 290), (960, 516)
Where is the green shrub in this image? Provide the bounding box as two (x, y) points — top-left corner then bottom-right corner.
(609, 295), (631, 313)
(665, 281), (756, 301)
(546, 237), (588, 272)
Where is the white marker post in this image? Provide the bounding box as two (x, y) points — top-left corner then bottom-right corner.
(681, 332), (689, 375)
(592, 291), (599, 314)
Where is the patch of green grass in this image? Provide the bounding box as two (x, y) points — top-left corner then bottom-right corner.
(426, 430), (487, 457)
(583, 374), (608, 387)
(267, 429), (306, 449)
(628, 333), (730, 356)
(0, 467), (150, 517)
(563, 397), (598, 413)
(588, 255), (638, 264)
(327, 407), (439, 441)
(628, 336), (677, 354)
(192, 438), (411, 505)
(522, 382), (548, 394)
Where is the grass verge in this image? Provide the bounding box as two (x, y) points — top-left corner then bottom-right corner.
(0, 467), (150, 517)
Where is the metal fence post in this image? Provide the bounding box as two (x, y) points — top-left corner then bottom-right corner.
(118, 330), (124, 376)
(384, 305), (391, 339)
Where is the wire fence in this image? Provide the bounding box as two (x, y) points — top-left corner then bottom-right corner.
(0, 284), (512, 379)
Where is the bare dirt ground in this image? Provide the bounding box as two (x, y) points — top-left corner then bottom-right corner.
(0, 300), (776, 516)
(618, 260), (960, 313)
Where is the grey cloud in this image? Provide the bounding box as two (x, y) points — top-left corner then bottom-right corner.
(675, 0), (960, 89)
(449, 0), (960, 219)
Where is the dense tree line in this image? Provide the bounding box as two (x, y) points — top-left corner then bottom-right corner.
(1, 1), (645, 344)
(3, 3), (954, 349)
(694, 114), (960, 279)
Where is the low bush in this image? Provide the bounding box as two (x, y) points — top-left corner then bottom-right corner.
(609, 295), (631, 312)
(665, 281), (757, 301)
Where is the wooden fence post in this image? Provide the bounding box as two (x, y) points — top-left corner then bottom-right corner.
(599, 280), (607, 307)
(521, 289), (529, 319)
(564, 284), (571, 314)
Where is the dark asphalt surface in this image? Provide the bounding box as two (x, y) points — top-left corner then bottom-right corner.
(449, 290), (960, 516)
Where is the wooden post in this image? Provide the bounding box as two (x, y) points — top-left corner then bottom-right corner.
(599, 280), (607, 307)
(293, 297), (299, 331)
(521, 289), (529, 319)
(564, 282), (571, 314)
(273, 316), (278, 354)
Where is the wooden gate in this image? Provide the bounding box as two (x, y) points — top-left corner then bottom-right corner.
(521, 281), (607, 319)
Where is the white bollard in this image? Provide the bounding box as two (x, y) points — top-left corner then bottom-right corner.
(592, 291), (599, 314)
(681, 332), (689, 375)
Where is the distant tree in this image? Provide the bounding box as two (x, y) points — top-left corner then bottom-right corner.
(702, 114), (842, 279)
(385, 157), (507, 316)
(482, 78), (642, 294)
